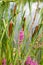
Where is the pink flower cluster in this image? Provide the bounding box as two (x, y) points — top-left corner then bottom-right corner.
(2, 58), (12, 65)
(25, 56), (38, 65)
(20, 30), (24, 41)
(18, 30), (24, 44)
(2, 58), (6, 65)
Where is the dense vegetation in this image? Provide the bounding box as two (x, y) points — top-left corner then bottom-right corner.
(0, 1), (43, 65)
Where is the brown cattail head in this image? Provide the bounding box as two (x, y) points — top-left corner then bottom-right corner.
(32, 26), (39, 37)
(22, 24), (24, 31)
(22, 17), (26, 31)
(23, 17), (26, 21)
(14, 4), (17, 15)
(8, 20), (13, 36)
